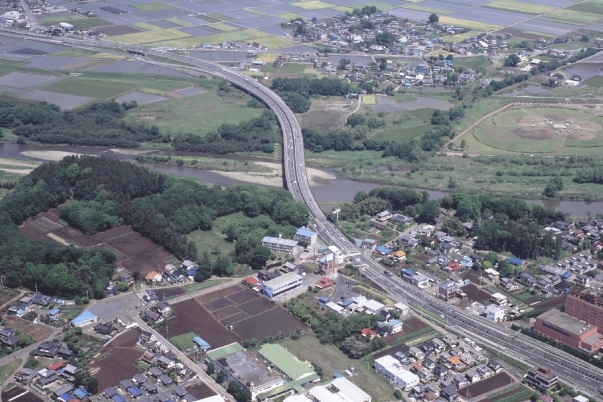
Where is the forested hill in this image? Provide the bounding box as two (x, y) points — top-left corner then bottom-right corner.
(0, 156), (308, 298)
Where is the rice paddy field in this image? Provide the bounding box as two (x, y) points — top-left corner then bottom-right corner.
(460, 106), (603, 155)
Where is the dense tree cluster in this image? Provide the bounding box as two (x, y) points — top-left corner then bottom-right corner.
(285, 296), (387, 358)
(172, 110), (279, 154)
(271, 77), (351, 113)
(472, 73), (530, 98)
(0, 98), (162, 148)
(0, 156), (308, 297)
(440, 193), (566, 259)
(574, 168), (603, 184)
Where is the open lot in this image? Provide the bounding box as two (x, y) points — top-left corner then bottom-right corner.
(89, 293), (140, 320)
(458, 372), (514, 399)
(159, 298), (242, 348)
(463, 105), (603, 155)
(4, 316), (53, 341)
(186, 382), (216, 399)
(94, 344), (144, 390)
(463, 283), (491, 302)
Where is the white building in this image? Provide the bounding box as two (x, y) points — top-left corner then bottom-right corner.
(490, 293), (508, 306)
(262, 272), (303, 298)
(412, 273), (431, 289)
(485, 305), (505, 322)
(294, 227), (317, 246)
(364, 300), (385, 315)
(374, 355), (420, 391)
(309, 377), (371, 402)
(327, 245), (344, 264)
(394, 302), (409, 316)
(262, 236), (298, 254)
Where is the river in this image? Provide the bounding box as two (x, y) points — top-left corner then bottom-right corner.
(1, 142), (600, 217)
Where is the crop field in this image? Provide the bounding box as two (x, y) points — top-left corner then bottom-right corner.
(207, 22), (238, 32)
(583, 75), (603, 88)
(42, 78), (138, 98)
(438, 16), (501, 31)
(539, 10), (601, 26)
(2, 386), (44, 402)
(166, 18), (194, 27)
(458, 373), (514, 399)
(159, 298), (243, 348)
(4, 316), (52, 341)
(132, 22), (162, 31)
(169, 331), (196, 350)
(403, 4), (453, 14)
(71, 18), (112, 29)
(132, 2), (175, 11)
(485, 0), (554, 14)
(94, 343), (144, 390)
(107, 29), (191, 44)
(292, 1), (333, 10)
(197, 286), (306, 340)
(481, 384), (534, 402)
(567, 0), (603, 15)
(468, 106), (603, 154)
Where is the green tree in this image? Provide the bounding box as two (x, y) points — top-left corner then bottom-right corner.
(543, 177), (563, 198)
(504, 54), (521, 67)
(418, 200), (440, 224)
(347, 114), (366, 127)
(394, 390), (402, 399)
(206, 362), (215, 375)
(227, 381), (252, 402)
(87, 376), (98, 394)
(250, 246), (271, 270)
(428, 13), (439, 23)
(216, 371), (225, 384)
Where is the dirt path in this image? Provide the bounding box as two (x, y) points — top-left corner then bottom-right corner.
(441, 103), (514, 154)
(344, 95), (362, 124)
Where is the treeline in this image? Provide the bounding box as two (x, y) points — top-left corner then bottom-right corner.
(285, 296), (387, 358)
(0, 98), (164, 148)
(172, 110), (280, 154)
(440, 193), (566, 259)
(301, 126), (390, 153)
(472, 73), (530, 98)
(574, 168), (603, 184)
(535, 47), (598, 73)
(271, 77), (351, 113)
(332, 187), (440, 225)
(0, 156), (308, 297)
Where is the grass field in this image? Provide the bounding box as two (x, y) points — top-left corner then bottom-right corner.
(277, 13), (304, 20)
(54, 48), (100, 58)
(438, 16), (501, 31)
(0, 360), (21, 382)
(125, 84), (263, 136)
(538, 10), (601, 25)
(131, 1), (174, 11)
(150, 29), (265, 47)
(253, 36), (293, 49)
(583, 75), (603, 88)
(42, 78), (138, 98)
(485, 0), (554, 14)
(38, 14), (85, 26)
(107, 29), (191, 44)
(165, 18), (194, 27)
(133, 22), (162, 31)
(207, 22), (238, 32)
(261, 64), (306, 73)
(292, 1), (334, 10)
(169, 331), (196, 350)
(141, 79), (192, 92)
(403, 4), (453, 14)
(297, 97), (354, 131)
(332, 6), (354, 12)
(71, 18), (112, 29)
(363, 95), (376, 104)
(279, 335), (396, 402)
(182, 279), (231, 293)
(567, 0), (603, 15)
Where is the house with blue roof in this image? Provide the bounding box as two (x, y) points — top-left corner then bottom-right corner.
(318, 296), (329, 304)
(112, 394), (127, 402)
(73, 388), (89, 400)
(375, 246), (392, 255)
(294, 227), (317, 246)
(460, 256), (474, 268)
(507, 257), (525, 266)
(402, 268), (414, 278)
(193, 336), (211, 351)
(362, 238), (377, 250)
(47, 308), (61, 319)
(128, 386), (142, 397)
(71, 310), (98, 327)
(59, 393), (73, 402)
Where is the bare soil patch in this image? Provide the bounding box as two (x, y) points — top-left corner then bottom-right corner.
(227, 289), (261, 304)
(4, 316), (52, 341)
(565, 130), (595, 140)
(220, 312), (250, 326)
(196, 286), (241, 304)
(384, 316), (430, 345)
(94, 347), (144, 390)
(513, 127), (554, 140)
(516, 115), (543, 125)
(18, 222), (53, 242)
(156, 287), (186, 299)
(458, 372), (514, 399)
(230, 307), (306, 340)
(237, 298), (277, 316)
(531, 295), (567, 310)
(109, 327), (141, 348)
(158, 298), (242, 348)
(576, 121), (601, 131)
(186, 383), (216, 399)
(463, 284), (491, 302)
(205, 297), (234, 312)
(121, 246), (173, 274)
(374, 343), (409, 360)
(97, 25), (141, 36)
(2, 386), (44, 402)
(212, 305), (241, 319)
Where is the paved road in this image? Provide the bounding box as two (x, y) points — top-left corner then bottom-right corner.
(0, 29), (602, 398)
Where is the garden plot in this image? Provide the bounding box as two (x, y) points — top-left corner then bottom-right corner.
(116, 91), (168, 105)
(18, 90), (93, 109)
(514, 19), (581, 36)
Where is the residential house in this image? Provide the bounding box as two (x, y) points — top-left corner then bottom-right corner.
(32, 294), (51, 307)
(156, 302), (172, 315)
(93, 322), (117, 336)
(157, 355), (175, 370)
(145, 271), (162, 283)
(141, 308), (164, 324)
(412, 273), (431, 289)
(465, 368), (481, 383)
(441, 385), (458, 401)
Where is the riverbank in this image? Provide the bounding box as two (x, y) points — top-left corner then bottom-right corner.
(333, 154), (603, 202)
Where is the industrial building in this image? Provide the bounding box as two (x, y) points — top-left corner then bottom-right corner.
(565, 291), (603, 331)
(308, 377), (371, 402)
(206, 343), (282, 398)
(534, 309), (603, 354)
(262, 272), (303, 298)
(262, 236), (298, 254)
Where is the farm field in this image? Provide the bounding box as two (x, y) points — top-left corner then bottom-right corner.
(4, 316), (53, 341)
(466, 106), (603, 154)
(485, 0), (554, 14)
(458, 372), (515, 399)
(2, 386), (44, 402)
(93, 342), (144, 390)
(478, 384), (534, 402)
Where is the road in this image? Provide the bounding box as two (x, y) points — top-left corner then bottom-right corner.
(0, 29), (602, 399)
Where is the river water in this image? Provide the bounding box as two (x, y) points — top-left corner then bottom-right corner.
(1, 142), (600, 217)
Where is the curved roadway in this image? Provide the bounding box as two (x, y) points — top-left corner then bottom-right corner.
(2, 30), (603, 398)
